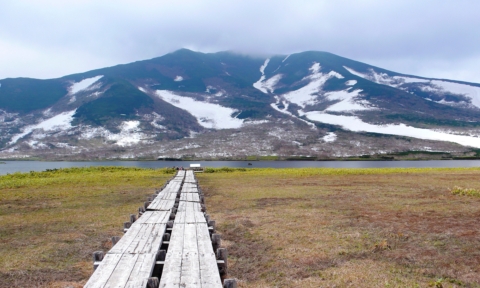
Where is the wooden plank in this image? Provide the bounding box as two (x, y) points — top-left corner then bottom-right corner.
(174, 202), (186, 224)
(159, 223), (184, 287)
(103, 253), (138, 287)
(179, 223), (201, 286)
(84, 253), (122, 288)
(124, 253), (157, 288)
(136, 211), (171, 225)
(184, 201), (197, 224)
(110, 223), (166, 254)
(176, 201), (205, 225)
(180, 193), (200, 203)
(184, 170), (193, 179)
(196, 223), (223, 287)
(149, 182), (179, 210)
(181, 183), (199, 193)
(126, 224), (166, 254)
(149, 195), (177, 211)
(86, 170), (221, 288)
(109, 223), (144, 254)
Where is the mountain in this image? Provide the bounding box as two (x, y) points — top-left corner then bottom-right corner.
(1, 49), (480, 160)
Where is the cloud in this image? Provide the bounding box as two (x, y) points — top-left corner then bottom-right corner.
(0, 0), (479, 82)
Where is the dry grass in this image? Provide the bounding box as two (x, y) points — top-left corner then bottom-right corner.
(0, 167), (174, 288)
(198, 168), (480, 287)
(2, 166), (480, 287)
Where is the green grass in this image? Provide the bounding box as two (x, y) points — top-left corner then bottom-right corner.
(451, 186), (480, 197)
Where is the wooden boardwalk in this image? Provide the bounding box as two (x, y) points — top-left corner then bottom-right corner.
(84, 170), (235, 288)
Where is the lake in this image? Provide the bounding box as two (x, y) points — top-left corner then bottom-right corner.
(1, 160), (480, 175)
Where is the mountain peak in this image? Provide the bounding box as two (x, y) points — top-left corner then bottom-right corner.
(2, 50), (480, 160)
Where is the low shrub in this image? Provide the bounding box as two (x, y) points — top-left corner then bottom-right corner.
(451, 186), (480, 197)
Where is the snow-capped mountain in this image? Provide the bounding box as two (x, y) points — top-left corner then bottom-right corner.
(1, 49), (480, 159)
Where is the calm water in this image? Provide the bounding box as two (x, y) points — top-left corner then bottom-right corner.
(1, 160), (480, 175)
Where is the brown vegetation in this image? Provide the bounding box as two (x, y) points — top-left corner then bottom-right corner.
(2, 167), (480, 287)
(198, 168), (480, 287)
(0, 167), (172, 288)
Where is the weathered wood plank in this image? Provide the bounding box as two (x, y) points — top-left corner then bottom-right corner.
(136, 211), (171, 225)
(135, 210), (172, 224)
(84, 253), (122, 288)
(196, 223), (223, 287)
(126, 224), (166, 254)
(159, 223), (184, 287)
(181, 183), (199, 193)
(180, 192), (200, 203)
(184, 201), (197, 224)
(110, 223), (166, 254)
(86, 169), (223, 288)
(104, 253), (138, 287)
(175, 201), (205, 224)
(180, 223), (201, 287)
(149, 181), (182, 210)
(110, 223), (143, 254)
(148, 198), (176, 211)
(124, 253), (158, 288)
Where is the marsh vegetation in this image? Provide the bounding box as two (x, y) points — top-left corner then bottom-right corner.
(1, 167), (480, 287)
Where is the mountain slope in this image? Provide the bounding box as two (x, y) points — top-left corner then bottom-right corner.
(1, 49), (480, 159)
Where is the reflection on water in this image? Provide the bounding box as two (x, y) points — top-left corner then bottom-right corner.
(1, 160), (480, 175)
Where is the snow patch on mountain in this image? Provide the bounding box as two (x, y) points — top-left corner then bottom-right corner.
(155, 90), (243, 129)
(80, 120), (147, 147)
(282, 63), (344, 108)
(421, 80), (480, 108)
(114, 121), (144, 146)
(43, 108), (53, 117)
(343, 67), (430, 87)
(255, 73), (282, 94)
(69, 76), (103, 94)
(345, 80), (357, 86)
(344, 66), (480, 108)
(322, 132), (337, 142)
(304, 112), (480, 148)
(243, 119), (270, 125)
(253, 59), (271, 94)
(271, 96), (316, 129)
(26, 140), (48, 149)
(9, 110), (76, 144)
(324, 89), (375, 112)
(147, 112), (166, 129)
(264, 74), (283, 93)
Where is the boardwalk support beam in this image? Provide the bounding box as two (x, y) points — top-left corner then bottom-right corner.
(223, 279), (237, 288)
(111, 236), (121, 246)
(217, 248), (228, 275)
(212, 233), (221, 251)
(147, 277), (159, 288)
(92, 251), (104, 271)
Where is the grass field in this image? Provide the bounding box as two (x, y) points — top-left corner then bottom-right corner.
(0, 167), (174, 288)
(1, 167), (480, 287)
(197, 168), (480, 288)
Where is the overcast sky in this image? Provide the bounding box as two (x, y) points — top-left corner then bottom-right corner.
(1, 0), (479, 82)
